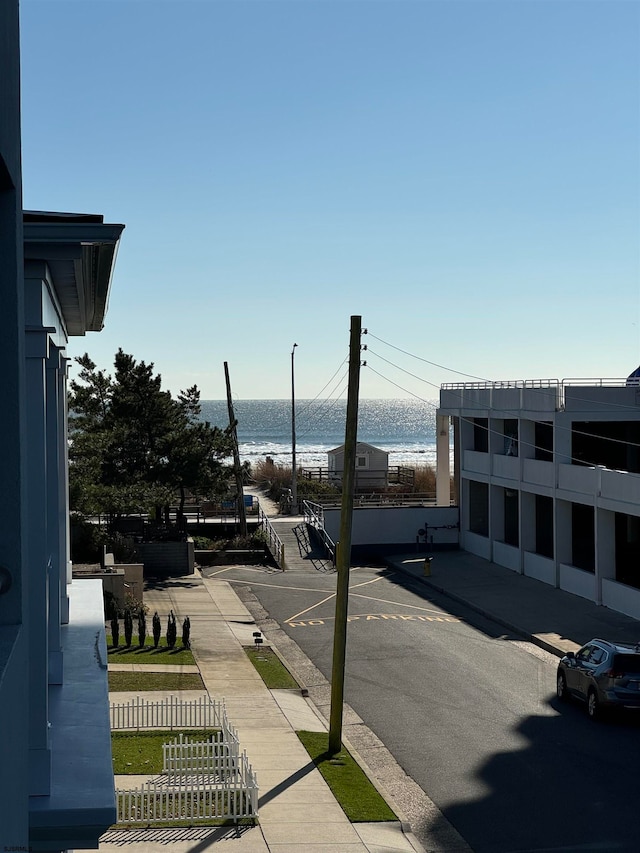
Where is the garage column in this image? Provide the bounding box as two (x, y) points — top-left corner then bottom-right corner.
(435, 414), (450, 506)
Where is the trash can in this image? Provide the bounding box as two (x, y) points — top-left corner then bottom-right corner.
(424, 556), (433, 577)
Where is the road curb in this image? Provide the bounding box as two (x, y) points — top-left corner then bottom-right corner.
(235, 584), (472, 853)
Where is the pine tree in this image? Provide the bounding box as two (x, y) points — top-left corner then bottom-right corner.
(182, 616), (191, 649)
(152, 611), (161, 648)
(68, 350), (234, 524)
(137, 609), (147, 648)
(110, 615), (119, 648)
(124, 609), (133, 647)
(166, 610), (177, 649)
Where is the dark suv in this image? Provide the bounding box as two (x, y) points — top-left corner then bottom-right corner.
(557, 639), (640, 720)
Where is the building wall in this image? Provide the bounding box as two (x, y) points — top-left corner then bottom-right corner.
(438, 381), (640, 619)
(0, 0), (30, 844)
(327, 442), (389, 489)
(322, 505), (459, 552)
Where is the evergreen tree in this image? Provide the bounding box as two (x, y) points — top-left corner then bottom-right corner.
(152, 611), (161, 648)
(68, 350), (233, 524)
(137, 609), (147, 648)
(182, 616), (191, 649)
(110, 615), (119, 648)
(124, 609), (133, 647)
(166, 610), (177, 649)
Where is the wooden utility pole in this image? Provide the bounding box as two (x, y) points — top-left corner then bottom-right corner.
(328, 315), (362, 756)
(224, 362), (247, 538)
(291, 343), (298, 515)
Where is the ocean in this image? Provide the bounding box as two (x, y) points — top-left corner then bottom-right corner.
(199, 399), (439, 470)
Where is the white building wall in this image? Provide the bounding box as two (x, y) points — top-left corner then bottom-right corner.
(322, 506), (459, 548)
(438, 380), (640, 620)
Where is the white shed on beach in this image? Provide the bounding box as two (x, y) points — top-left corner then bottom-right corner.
(327, 442), (389, 489)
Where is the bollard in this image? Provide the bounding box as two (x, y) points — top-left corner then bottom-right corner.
(424, 556), (433, 577)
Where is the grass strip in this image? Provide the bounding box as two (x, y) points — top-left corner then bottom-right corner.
(107, 636), (195, 665)
(296, 730), (397, 823)
(108, 671), (204, 692)
(111, 729), (219, 774)
(244, 646), (300, 689)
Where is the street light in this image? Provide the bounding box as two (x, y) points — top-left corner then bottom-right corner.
(291, 343), (298, 515)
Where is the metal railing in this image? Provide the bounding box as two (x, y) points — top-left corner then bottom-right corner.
(308, 493), (437, 509)
(258, 501), (285, 570)
(303, 500), (336, 564)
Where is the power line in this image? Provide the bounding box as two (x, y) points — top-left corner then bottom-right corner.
(366, 328), (640, 416)
(366, 331), (488, 382)
(365, 359), (640, 467)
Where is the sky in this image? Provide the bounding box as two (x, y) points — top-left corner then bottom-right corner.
(18, 0), (640, 401)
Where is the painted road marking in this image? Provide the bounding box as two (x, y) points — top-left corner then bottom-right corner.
(286, 592), (339, 624)
(286, 613), (461, 627)
(214, 573), (457, 623)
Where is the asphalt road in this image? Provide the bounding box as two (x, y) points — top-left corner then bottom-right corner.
(206, 561), (640, 853)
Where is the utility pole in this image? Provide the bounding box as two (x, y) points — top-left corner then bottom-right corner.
(291, 343), (298, 515)
(328, 315), (362, 756)
(224, 361), (247, 538)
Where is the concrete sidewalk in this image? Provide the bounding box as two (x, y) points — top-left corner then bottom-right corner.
(99, 573), (426, 853)
(386, 549), (640, 657)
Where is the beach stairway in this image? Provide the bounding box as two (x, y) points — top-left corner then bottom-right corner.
(270, 518), (335, 573)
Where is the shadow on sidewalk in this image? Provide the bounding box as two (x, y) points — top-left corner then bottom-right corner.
(257, 759), (317, 809)
(101, 822), (255, 847)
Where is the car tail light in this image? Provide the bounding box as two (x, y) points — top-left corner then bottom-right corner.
(603, 668), (625, 679)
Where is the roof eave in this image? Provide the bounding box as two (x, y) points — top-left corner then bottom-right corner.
(23, 216), (125, 336)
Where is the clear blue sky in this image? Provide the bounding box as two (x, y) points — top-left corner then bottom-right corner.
(19, 0), (640, 400)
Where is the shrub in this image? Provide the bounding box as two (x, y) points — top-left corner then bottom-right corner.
(253, 460), (341, 503)
(252, 460), (293, 501)
(103, 589), (119, 620)
(166, 611), (177, 649)
(107, 532), (139, 563)
(152, 611), (161, 648)
(413, 463), (436, 493)
(182, 616), (191, 649)
(124, 610), (133, 647)
(70, 515), (109, 563)
(298, 480), (341, 500)
(192, 535), (214, 550)
(137, 609), (147, 648)
(111, 616), (119, 648)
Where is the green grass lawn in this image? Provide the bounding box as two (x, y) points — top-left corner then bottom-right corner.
(112, 729), (219, 774)
(296, 730), (397, 823)
(107, 636), (195, 665)
(108, 671), (204, 692)
(244, 646), (300, 689)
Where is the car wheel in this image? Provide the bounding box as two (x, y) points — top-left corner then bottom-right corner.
(587, 688), (601, 720)
(557, 672), (568, 702)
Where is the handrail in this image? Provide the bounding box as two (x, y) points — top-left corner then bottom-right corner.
(307, 493), (437, 509)
(303, 500), (336, 565)
(257, 502), (285, 570)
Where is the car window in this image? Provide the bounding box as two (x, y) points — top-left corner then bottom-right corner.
(589, 648), (606, 665)
(613, 654), (640, 673)
(577, 645), (595, 662)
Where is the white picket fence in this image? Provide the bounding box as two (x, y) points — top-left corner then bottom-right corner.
(110, 695), (226, 731)
(163, 732), (240, 778)
(112, 698), (259, 823)
(116, 753), (259, 823)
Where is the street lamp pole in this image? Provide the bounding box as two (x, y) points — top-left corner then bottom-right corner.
(291, 343), (298, 515)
